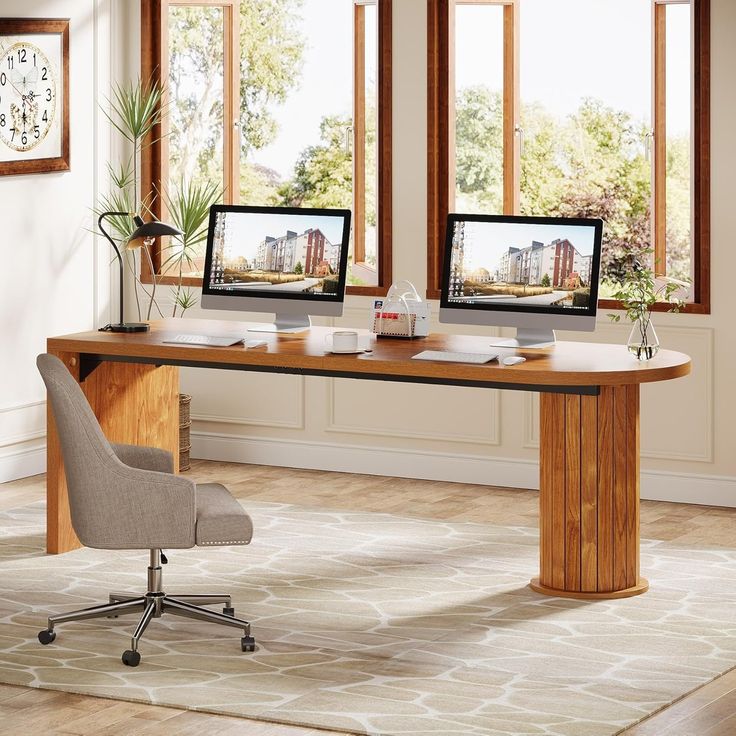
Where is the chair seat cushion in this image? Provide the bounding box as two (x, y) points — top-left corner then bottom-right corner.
(195, 483), (253, 547)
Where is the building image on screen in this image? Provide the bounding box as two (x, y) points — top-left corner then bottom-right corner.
(208, 210), (347, 297)
(447, 219), (597, 310)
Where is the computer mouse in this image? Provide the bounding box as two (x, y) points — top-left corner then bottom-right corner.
(502, 356), (527, 366)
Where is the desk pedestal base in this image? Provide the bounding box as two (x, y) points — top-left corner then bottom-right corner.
(529, 577), (649, 600)
(537, 385), (641, 600)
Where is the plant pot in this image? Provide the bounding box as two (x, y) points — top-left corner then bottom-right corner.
(627, 315), (660, 361)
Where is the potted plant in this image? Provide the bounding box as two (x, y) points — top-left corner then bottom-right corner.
(96, 78), (223, 469)
(608, 254), (689, 360)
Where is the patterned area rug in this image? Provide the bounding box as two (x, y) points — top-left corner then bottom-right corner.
(1, 501), (736, 736)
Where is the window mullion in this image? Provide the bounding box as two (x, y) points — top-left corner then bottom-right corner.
(353, 2), (366, 264)
(447, 0), (457, 211)
(653, 1), (667, 276)
(502, 0), (519, 215)
(224, 2), (240, 204)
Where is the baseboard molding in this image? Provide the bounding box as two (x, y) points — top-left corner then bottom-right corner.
(6, 431), (733, 508)
(191, 430), (736, 508)
(192, 431), (540, 490)
(0, 442), (46, 483)
(638, 469), (736, 507)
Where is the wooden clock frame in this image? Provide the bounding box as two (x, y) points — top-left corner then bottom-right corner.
(0, 18), (69, 176)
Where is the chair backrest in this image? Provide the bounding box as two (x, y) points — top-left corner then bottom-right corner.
(37, 353), (121, 547)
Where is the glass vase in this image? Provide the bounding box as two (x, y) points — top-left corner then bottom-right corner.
(627, 315), (660, 361)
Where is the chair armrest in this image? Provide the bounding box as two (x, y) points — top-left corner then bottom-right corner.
(111, 443), (175, 474)
(89, 462), (197, 550)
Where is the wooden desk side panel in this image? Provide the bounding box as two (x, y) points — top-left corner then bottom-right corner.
(46, 350), (180, 554)
(46, 351), (82, 554)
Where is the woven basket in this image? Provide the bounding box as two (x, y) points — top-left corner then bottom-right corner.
(179, 393), (192, 472)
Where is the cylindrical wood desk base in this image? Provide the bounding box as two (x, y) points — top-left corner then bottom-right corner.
(529, 577), (649, 600)
(536, 385), (642, 600)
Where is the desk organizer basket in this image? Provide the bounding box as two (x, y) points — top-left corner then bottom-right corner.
(178, 393), (191, 472)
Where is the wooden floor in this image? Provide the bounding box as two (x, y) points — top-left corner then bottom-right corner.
(2, 460), (736, 735)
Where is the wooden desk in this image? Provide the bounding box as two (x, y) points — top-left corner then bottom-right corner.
(47, 318), (690, 600)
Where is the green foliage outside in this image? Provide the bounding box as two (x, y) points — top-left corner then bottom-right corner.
(294, 261), (303, 275)
(168, 0), (378, 278)
(277, 115), (354, 210)
(453, 86), (691, 285)
(540, 273), (551, 288)
(167, 5), (691, 289)
(168, 1), (304, 197)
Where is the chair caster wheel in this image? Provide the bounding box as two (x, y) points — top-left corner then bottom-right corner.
(38, 630), (56, 645)
(122, 650), (141, 667)
(223, 606), (235, 616)
(241, 636), (256, 652)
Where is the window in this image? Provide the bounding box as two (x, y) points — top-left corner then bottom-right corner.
(141, 0), (392, 295)
(427, 0), (710, 312)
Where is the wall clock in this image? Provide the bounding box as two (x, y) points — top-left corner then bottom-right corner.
(0, 18), (69, 176)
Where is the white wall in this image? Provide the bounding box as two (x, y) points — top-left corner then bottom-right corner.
(181, 0), (736, 507)
(0, 0), (117, 482)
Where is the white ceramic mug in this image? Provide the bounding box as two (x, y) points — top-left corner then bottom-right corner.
(325, 330), (359, 353)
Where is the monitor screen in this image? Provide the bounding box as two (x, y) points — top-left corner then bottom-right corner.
(202, 205), (352, 303)
(440, 214), (603, 317)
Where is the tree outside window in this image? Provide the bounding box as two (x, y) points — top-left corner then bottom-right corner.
(430, 0), (708, 310)
(142, 0), (391, 294)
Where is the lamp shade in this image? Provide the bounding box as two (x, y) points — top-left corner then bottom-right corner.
(129, 215), (182, 242)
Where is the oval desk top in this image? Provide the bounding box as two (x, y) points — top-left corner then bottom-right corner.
(48, 318), (691, 388)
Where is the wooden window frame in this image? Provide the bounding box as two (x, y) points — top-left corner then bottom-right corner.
(140, 0), (392, 296)
(427, 0), (710, 313)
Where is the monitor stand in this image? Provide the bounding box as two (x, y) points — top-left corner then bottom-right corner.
(490, 328), (556, 349)
(248, 313), (312, 334)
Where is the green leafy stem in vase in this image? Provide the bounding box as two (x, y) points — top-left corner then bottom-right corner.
(608, 252), (690, 357)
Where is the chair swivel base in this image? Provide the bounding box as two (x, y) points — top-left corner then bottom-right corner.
(38, 591), (255, 666)
(37, 550), (255, 666)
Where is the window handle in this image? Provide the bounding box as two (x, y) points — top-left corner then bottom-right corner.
(233, 119), (241, 150)
(344, 125), (354, 154)
(644, 130), (654, 162)
(515, 124), (525, 158)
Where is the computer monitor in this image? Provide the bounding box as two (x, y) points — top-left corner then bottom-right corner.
(201, 205), (352, 332)
(439, 214), (603, 348)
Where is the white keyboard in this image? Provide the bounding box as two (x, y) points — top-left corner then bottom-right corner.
(411, 350), (498, 364)
(163, 334), (244, 347)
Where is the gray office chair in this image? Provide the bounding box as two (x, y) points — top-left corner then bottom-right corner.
(36, 353), (255, 667)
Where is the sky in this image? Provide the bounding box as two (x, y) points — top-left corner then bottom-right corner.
(459, 220), (597, 271)
(223, 211), (347, 260)
(251, 0), (691, 180)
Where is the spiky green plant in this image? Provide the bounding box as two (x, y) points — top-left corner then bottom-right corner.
(160, 179), (223, 316)
(97, 77), (165, 320)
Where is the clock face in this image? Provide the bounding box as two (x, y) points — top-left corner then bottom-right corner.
(0, 28), (64, 166)
(0, 42), (56, 152)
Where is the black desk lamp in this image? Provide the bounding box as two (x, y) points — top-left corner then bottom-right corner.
(98, 212), (182, 333)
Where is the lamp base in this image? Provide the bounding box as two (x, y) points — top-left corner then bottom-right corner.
(100, 323), (150, 333)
